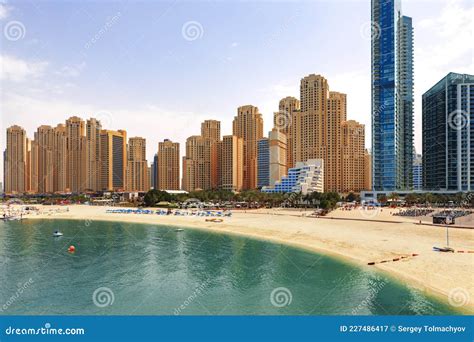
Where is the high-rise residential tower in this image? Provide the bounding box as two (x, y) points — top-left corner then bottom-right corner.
(182, 135), (216, 192)
(35, 125), (55, 193)
(371, 0), (414, 191)
(99, 129), (127, 191)
(257, 138), (269, 188)
(201, 120), (221, 142)
(65, 116), (87, 192)
(126, 137), (149, 192)
(86, 118), (102, 191)
(218, 135), (243, 191)
(232, 105), (264, 190)
(5, 125), (27, 194)
(341, 120), (365, 193)
(276, 96), (300, 170)
(268, 128), (287, 187)
(157, 139), (180, 190)
(422, 72), (473, 191)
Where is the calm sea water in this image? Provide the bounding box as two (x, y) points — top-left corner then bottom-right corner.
(0, 219), (457, 315)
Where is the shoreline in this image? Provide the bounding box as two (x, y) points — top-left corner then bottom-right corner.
(15, 205), (474, 313)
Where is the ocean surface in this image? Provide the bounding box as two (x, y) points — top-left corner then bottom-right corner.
(0, 219), (457, 315)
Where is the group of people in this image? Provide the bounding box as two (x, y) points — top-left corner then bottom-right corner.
(105, 208), (232, 217)
(393, 208), (434, 217)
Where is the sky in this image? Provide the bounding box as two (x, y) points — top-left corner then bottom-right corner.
(1, 0), (473, 180)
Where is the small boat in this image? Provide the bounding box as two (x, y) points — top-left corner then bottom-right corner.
(433, 246), (454, 253)
(53, 231), (63, 237)
(175, 228), (184, 232)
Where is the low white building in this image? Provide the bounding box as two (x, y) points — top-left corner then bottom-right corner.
(262, 159), (324, 195)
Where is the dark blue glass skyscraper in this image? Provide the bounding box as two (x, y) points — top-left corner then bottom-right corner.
(371, 0), (413, 191)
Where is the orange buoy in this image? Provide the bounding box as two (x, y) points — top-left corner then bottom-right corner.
(68, 245), (76, 253)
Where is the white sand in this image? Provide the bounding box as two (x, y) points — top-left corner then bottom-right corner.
(19, 205), (474, 312)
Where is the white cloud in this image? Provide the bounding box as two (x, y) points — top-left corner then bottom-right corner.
(0, 2), (11, 20)
(55, 62), (86, 78)
(0, 54), (48, 82)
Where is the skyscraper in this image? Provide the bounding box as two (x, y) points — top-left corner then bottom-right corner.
(268, 128), (287, 187)
(5, 125), (27, 194)
(182, 135), (216, 191)
(422, 72), (473, 191)
(86, 118), (102, 191)
(65, 116), (87, 192)
(35, 125), (55, 193)
(371, 0), (414, 191)
(257, 138), (269, 188)
(412, 152), (422, 191)
(341, 120), (365, 193)
(99, 129), (127, 191)
(201, 120), (221, 142)
(157, 139), (180, 190)
(218, 135), (243, 191)
(276, 96), (300, 171)
(232, 105), (264, 190)
(53, 124), (68, 193)
(126, 137), (149, 192)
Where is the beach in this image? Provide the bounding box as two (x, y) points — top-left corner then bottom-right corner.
(15, 204), (474, 312)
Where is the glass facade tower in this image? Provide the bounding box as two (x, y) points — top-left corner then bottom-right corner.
(422, 73), (474, 191)
(371, 0), (414, 191)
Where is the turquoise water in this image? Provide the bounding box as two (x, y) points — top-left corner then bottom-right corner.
(0, 219), (457, 315)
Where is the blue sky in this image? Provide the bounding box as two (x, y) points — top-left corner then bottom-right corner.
(1, 0), (473, 178)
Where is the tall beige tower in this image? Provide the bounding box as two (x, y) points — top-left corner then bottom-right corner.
(341, 120), (365, 193)
(218, 135), (243, 191)
(201, 120), (221, 142)
(325, 91), (347, 192)
(277, 96), (300, 170)
(182, 135), (217, 192)
(35, 125), (55, 193)
(295, 74), (328, 165)
(5, 125), (27, 194)
(157, 139), (180, 190)
(65, 116), (86, 192)
(29, 140), (39, 193)
(86, 118), (102, 191)
(99, 129), (127, 191)
(232, 105), (263, 190)
(126, 137), (149, 192)
(268, 128), (287, 186)
(53, 124), (68, 193)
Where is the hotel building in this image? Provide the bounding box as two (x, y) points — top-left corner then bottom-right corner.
(341, 120), (365, 193)
(65, 116), (87, 192)
(99, 129), (127, 191)
(413, 153), (422, 191)
(5, 125), (27, 194)
(218, 135), (243, 191)
(262, 159), (324, 195)
(86, 118), (102, 191)
(232, 105), (264, 190)
(371, 0), (414, 191)
(182, 135), (217, 191)
(157, 139), (180, 190)
(276, 96), (300, 171)
(268, 128), (287, 187)
(126, 137), (149, 192)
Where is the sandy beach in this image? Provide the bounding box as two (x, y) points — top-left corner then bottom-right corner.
(15, 204), (474, 312)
